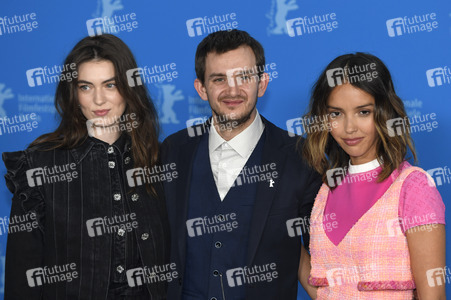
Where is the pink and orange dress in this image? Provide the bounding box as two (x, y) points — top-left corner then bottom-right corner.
(309, 159), (445, 299)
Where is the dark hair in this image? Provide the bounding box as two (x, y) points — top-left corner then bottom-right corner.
(195, 29), (265, 83)
(302, 52), (417, 188)
(31, 34), (160, 193)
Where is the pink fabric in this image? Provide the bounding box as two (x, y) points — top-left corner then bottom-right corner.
(310, 166), (420, 298)
(308, 275), (328, 287)
(357, 280), (416, 291)
(308, 276), (417, 290)
(399, 169), (445, 233)
(324, 161), (445, 246)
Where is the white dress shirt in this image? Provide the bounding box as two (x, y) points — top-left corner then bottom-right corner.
(209, 111), (265, 200)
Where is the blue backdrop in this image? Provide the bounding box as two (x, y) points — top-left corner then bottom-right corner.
(0, 0), (450, 298)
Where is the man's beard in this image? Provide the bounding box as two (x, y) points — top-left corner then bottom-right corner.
(211, 97), (257, 130)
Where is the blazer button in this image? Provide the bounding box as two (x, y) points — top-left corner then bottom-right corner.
(210, 298), (218, 300)
(124, 157), (131, 164)
(108, 161), (115, 168)
(131, 194), (139, 201)
(212, 270), (219, 277)
(107, 146), (114, 154)
(118, 228), (125, 236)
(113, 193), (121, 201)
(214, 241), (222, 248)
(141, 233), (149, 240)
(217, 214), (224, 222)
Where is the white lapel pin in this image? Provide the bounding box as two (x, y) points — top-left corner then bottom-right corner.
(269, 179), (275, 188)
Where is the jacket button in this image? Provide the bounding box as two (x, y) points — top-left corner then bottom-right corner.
(116, 265), (124, 273)
(118, 229), (125, 236)
(107, 147), (114, 154)
(141, 233), (149, 240)
(211, 297), (218, 300)
(108, 161), (115, 168)
(124, 157), (131, 164)
(217, 214), (224, 222)
(212, 270), (219, 276)
(215, 241), (222, 248)
(113, 193), (121, 201)
(131, 194), (139, 201)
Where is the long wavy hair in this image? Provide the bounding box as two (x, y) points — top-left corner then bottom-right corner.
(302, 53), (417, 188)
(30, 34), (160, 194)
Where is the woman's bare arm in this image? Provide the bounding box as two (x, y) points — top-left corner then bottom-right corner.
(298, 244), (318, 299)
(407, 224), (446, 300)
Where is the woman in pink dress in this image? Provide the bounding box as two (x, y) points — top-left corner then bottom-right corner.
(298, 53), (446, 299)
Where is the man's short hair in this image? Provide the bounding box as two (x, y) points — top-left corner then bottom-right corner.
(195, 29), (266, 84)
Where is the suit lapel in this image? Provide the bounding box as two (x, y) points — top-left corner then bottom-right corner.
(246, 118), (289, 266)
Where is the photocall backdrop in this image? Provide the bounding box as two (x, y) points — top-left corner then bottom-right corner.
(0, 0), (450, 298)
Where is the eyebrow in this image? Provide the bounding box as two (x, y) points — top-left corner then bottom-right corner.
(77, 77), (116, 84)
(327, 103), (374, 110)
(208, 73), (226, 79)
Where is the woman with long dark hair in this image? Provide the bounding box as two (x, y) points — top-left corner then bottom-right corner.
(299, 53), (446, 299)
(2, 34), (169, 299)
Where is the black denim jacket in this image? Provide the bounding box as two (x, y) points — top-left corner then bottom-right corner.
(2, 135), (170, 300)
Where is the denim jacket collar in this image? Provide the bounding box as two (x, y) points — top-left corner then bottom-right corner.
(70, 133), (131, 164)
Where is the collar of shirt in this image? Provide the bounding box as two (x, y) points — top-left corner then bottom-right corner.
(71, 133), (131, 163)
(348, 157), (381, 174)
(88, 133), (131, 155)
(208, 111), (265, 158)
